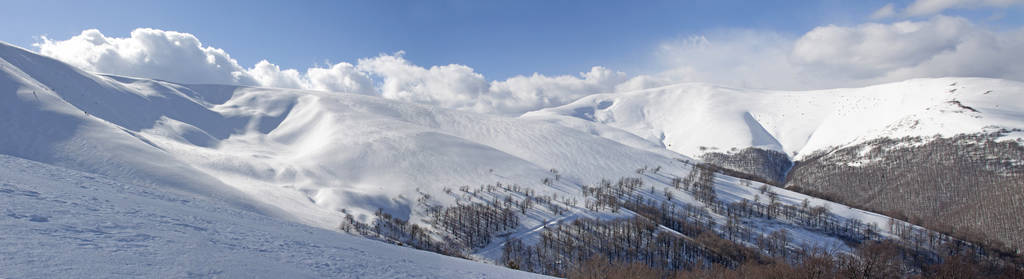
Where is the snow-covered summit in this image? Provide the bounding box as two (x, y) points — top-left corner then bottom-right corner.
(524, 78), (1024, 160)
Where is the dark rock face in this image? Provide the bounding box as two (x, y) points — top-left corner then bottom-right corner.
(701, 147), (792, 185)
(784, 131), (1024, 250)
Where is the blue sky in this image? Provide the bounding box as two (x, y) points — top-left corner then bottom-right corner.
(4, 0), (1023, 115)
(3, 0), (907, 79)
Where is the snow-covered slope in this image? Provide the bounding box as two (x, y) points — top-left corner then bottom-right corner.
(0, 41), (682, 229)
(0, 154), (546, 278)
(0, 43), (276, 216)
(524, 79), (1024, 160)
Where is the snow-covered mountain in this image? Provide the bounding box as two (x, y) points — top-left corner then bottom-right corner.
(524, 76), (1024, 250)
(525, 79), (1024, 161)
(0, 41), (709, 275)
(3, 39), (1019, 277)
(0, 41), (684, 228)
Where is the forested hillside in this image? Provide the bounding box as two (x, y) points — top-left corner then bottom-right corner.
(786, 130), (1024, 252)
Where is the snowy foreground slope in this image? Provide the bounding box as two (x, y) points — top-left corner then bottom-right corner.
(0, 154), (546, 278)
(525, 79), (1024, 160)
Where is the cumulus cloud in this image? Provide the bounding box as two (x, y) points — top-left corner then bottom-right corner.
(249, 59), (375, 95)
(36, 28), (254, 85)
(356, 52), (490, 111)
(37, 28), (377, 95)
(485, 66), (628, 113)
(355, 53), (628, 113)
(247, 60), (305, 89)
(34, 28), (625, 115)
(306, 62), (376, 95)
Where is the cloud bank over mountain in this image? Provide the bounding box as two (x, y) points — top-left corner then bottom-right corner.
(648, 15), (1024, 90)
(34, 13), (1024, 115)
(36, 28), (624, 115)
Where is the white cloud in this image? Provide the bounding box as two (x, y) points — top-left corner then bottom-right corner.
(647, 15), (1024, 90)
(647, 30), (809, 89)
(793, 16), (971, 79)
(485, 66), (628, 114)
(306, 62), (376, 95)
(248, 59), (375, 95)
(792, 15), (1024, 84)
(356, 52), (490, 111)
(34, 28), (622, 115)
(905, 0), (1023, 16)
(36, 28), (254, 85)
(613, 74), (676, 92)
(32, 20), (1024, 115)
(355, 53), (628, 114)
(871, 3), (898, 19)
(247, 60), (305, 89)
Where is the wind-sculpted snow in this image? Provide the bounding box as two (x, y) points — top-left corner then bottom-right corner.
(0, 42), (279, 217)
(0, 155), (546, 278)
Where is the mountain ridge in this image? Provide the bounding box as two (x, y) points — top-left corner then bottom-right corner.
(525, 77), (1024, 161)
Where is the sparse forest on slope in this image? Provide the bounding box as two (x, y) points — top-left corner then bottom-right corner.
(786, 130), (1024, 252)
(700, 147), (792, 185)
(528, 78), (1024, 264)
(340, 163), (1024, 278)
